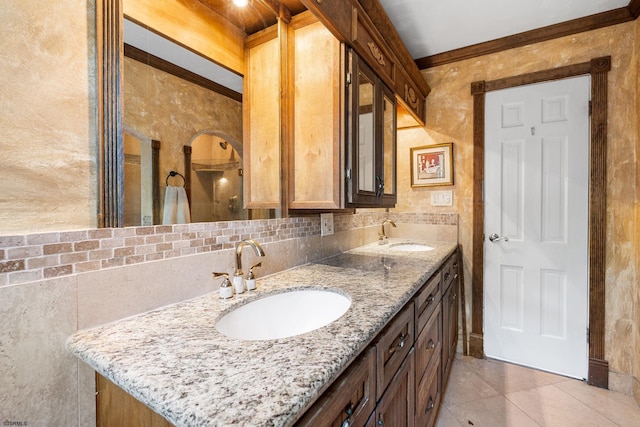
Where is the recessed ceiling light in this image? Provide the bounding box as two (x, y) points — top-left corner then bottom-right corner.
(232, 0), (248, 6)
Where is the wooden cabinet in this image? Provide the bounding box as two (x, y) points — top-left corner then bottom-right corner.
(442, 254), (460, 381)
(96, 373), (173, 427)
(346, 53), (397, 208)
(295, 347), (376, 427)
(299, 252), (461, 426)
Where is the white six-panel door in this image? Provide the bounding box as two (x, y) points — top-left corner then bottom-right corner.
(484, 76), (590, 379)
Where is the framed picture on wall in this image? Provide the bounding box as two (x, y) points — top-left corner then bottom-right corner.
(410, 142), (454, 187)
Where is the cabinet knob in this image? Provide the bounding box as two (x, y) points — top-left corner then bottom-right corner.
(425, 396), (435, 413)
(427, 339), (435, 351)
(390, 333), (408, 354)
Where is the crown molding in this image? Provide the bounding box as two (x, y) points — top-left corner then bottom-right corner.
(416, 5), (636, 69)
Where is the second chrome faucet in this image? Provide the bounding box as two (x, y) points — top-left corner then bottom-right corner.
(378, 219), (397, 244)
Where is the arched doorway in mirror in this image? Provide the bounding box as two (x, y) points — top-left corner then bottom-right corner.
(186, 130), (274, 222)
(187, 130), (245, 223)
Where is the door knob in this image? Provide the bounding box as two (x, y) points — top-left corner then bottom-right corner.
(489, 233), (509, 242)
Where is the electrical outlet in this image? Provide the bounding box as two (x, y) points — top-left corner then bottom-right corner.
(431, 190), (453, 206)
(320, 213), (334, 236)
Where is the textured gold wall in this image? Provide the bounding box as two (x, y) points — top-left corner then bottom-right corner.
(124, 57), (242, 201)
(634, 16), (640, 404)
(0, 0), (98, 233)
(395, 21), (639, 391)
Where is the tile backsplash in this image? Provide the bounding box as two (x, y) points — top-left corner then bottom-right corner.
(0, 212), (458, 288)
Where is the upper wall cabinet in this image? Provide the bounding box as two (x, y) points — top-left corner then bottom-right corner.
(301, 0), (429, 124)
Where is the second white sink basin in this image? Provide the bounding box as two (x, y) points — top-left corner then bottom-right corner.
(215, 289), (351, 341)
(389, 243), (435, 252)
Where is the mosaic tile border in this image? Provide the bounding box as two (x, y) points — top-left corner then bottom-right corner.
(0, 212), (457, 286)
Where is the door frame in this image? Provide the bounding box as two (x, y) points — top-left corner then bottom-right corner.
(469, 56), (611, 388)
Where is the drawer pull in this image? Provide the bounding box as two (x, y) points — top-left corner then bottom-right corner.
(389, 333), (408, 354)
(425, 396), (435, 413)
(341, 403), (354, 427)
(426, 294), (435, 304)
(377, 414), (384, 426)
(444, 272), (450, 280)
(427, 339), (435, 351)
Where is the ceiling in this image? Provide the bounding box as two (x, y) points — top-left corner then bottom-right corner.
(378, 0), (630, 59)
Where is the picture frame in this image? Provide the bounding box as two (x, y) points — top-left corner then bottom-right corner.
(410, 142), (454, 187)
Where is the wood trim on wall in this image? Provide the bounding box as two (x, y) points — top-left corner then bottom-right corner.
(629, 0), (640, 18)
(416, 7), (635, 69)
(99, 0), (124, 228)
(124, 44), (242, 103)
(470, 56), (611, 389)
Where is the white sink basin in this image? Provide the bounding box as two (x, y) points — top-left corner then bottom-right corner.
(389, 243), (435, 252)
(215, 289), (351, 341)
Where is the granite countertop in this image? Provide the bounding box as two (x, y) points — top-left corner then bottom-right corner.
(67, 239), (457, 426)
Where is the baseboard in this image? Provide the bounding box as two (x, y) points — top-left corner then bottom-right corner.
(468, 332), (484, 359)
(588, 357), (609, 389)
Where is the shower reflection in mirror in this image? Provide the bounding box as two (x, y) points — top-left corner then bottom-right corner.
(189, 132), (246, 223)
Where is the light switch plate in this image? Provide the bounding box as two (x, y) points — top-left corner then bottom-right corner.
(320, 213), (334, 236)
(431, 190), (453, 206)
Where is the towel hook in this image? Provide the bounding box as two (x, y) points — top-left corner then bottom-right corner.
(166, 170), (186, 187)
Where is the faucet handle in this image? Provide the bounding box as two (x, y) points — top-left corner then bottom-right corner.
(213, 272), (233, 299)
(247, 262), (262, 279)
(246, 262), (262, 291)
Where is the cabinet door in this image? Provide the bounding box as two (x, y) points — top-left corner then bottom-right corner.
(442, 277), (459, 381)
(376, 302), (414, 399)
(290, 17), (345, 209)
(375, 348), (415, 427)
(347, 54), (397, 208)
(96, 373), (173, 427)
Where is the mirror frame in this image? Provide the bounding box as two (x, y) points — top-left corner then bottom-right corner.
(98, 0), (124, 227)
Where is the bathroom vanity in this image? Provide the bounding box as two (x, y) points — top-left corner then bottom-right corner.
(68, 240), (459, 426)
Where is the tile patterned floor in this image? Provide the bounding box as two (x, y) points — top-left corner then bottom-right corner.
(435, 355), (640, 427)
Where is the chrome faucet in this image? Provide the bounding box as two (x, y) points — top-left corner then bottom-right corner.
(378, 219), (397, 244)
(235, 239), (265, 277)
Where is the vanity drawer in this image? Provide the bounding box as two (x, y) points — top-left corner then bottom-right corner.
(376, 302), (414, 400)
(414, 272), (441, 336)
(415, 303), (441, 386)
(442, 253), (458, 293)
(415, 354), (441, 427)
(295, 346), (376, 427)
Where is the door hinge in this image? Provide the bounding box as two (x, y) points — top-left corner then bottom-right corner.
(588, 101), (592, 116)
(346, 72), (352, 87)
(587, 327), (590, 344)
(345, 168), (352, 180)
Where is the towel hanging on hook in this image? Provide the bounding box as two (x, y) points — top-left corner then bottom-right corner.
(166, 170), (186, 188)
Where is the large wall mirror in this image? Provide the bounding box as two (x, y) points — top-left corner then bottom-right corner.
(101, 0), (293, 227)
